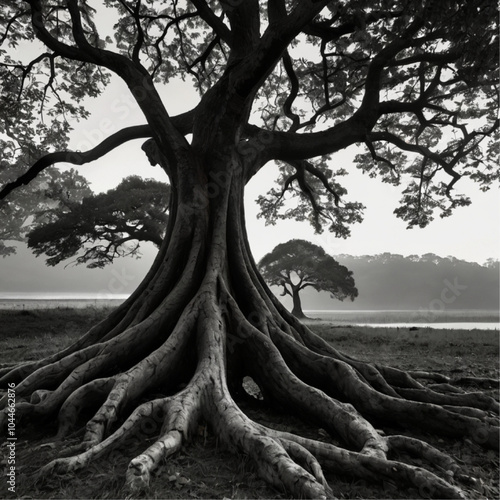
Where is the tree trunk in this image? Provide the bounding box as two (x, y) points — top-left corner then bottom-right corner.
(291, 285), (306, 319)
(0, 150), (498, 499)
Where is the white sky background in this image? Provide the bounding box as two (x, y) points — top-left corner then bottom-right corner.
(1, 13), (499, 296)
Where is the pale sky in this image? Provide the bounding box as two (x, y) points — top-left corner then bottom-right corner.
(1, 62), (499, 297)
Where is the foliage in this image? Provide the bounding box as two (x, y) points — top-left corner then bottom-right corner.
(0, 0), (498, 234)
(259, 239), (358, 305)
(26, 176), (169, 268)
(0, 167), (91, 256)
(252, 0), (499, 231)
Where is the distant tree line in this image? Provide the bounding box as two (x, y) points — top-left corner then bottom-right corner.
(281, 253), (499, 311)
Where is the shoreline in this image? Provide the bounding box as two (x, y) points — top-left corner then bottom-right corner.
(301, 317), (500, 331)
(1, 301), (498, 321)
(306, 321), (499, 346)
(1, 307), (498, 346)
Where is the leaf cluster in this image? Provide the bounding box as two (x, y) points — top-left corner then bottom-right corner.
(253, 0), (499, 231)
(256, 158), (364, 237)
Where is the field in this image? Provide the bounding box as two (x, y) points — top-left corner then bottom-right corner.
(0, 307), (498, 499)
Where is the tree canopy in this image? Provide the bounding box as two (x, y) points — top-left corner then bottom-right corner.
(259, 239), (357, 317)
(1, 0), (498, 234)
(27, 176), (169, 268)
(0, 2), (499, 499)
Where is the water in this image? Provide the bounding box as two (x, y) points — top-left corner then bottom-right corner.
(304, 309), (500, 330)
(0, 293), (128, 310)
(0, 296), (498, 330)
(345, 322), (499, 330)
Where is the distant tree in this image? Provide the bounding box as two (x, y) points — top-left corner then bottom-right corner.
(26, 176), (169, 268)
(259, 239), (358, 318)
(484, 258), (499, 270)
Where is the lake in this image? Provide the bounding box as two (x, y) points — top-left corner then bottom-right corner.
(0, 294), (128, 310)
(0, 296), (498, 330)
(304, 309), (500, 330)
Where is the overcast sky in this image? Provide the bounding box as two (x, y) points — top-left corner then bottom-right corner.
(1, 67), (498, 298)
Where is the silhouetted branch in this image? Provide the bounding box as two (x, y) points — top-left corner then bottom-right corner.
(0, 125), (152, 201)
(189, 0), (232, 45)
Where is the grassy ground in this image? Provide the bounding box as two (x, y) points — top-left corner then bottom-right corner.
(305, 321), (499, 380)
(0, 307), (498, 499)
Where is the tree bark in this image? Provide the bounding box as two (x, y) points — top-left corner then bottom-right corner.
(0, 149), (498, 499)
(291, 285), (307, 319)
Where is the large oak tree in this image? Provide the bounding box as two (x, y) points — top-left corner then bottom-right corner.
(0, 1), (499, 498)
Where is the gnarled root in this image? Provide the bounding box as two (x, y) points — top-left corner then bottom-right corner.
(1, 276), (497, 499)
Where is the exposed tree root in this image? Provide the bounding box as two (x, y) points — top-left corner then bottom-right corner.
(0, 194), (498, 499)
(411, 372), (500, 392)
(2, 277), (497, 499)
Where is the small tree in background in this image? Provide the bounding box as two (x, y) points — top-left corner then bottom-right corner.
(259, 239), (357, 318)
(26, 176), (169, 268)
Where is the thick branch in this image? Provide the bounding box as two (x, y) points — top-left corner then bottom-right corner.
(244, 120), (363, 163)
(1, 107), (195, 202)
(66, 0), (98, 54)
(359, 17), (424, 123)
(27, 0), (93, 62)
(27, 0), (132, 76)
(244, 21), (430, 162)
(366, 131), (465, 195)
(232, 1), (329, 98)
(130, 0), (146, 64)
(303, 9), (404, 42)
(282, 51), (301, 132)
(223, 0), (260, 57)
(189, 0), (232, 45)
(0, 126), (151, 201)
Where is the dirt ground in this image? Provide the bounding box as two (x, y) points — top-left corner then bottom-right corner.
(0, 308), (498, 499)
